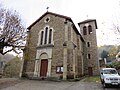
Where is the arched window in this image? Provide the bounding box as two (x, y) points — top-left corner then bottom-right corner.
(83, 26), (87, 35)
(88, 25), (92, 34)
(88, 54), (91, 59)
(40, 31), (44, 45)
(44, 27), (48, 44)
(87, 42), (90, 47)
(39, 26), (53, 46)
(49, 29), (52, 44)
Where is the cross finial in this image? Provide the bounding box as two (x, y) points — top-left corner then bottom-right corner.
(46, 7), (49, 12)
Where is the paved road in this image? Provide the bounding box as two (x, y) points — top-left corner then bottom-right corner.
(0, 79), (120, 90)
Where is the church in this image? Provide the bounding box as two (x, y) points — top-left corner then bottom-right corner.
(21, 11), (99, 80)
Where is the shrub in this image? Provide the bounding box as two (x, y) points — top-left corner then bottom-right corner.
(106, 61), (120, 70)
(3, 56), (22, 78)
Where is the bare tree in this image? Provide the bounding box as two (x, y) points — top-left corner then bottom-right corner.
(112, 17), (120, 34)
(111, 2), (120, 37)
(0, 7), (27, 55)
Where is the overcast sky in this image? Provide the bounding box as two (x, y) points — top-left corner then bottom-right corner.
(1, 0), (120, 46)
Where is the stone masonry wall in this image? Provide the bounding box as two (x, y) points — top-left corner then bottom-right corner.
(23, 13), (87, 79)
(79, 21), (99, 75)
(50, 15), (65, 77)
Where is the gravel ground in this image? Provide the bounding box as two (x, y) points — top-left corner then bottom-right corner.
(0, 78), (23, 89)
(0, 78), (120, 90)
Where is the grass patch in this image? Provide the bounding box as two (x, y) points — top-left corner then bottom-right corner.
(83, 76), (101, 83)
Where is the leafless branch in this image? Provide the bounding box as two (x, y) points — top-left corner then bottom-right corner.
(0, 7), (27, 55)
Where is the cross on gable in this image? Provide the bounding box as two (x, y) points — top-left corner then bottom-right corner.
(46, 7), (49, 12)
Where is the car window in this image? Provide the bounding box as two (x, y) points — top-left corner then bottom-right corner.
(103, 69), (117, 74)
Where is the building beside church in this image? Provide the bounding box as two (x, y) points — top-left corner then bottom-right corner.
(21, 12), (99, 80)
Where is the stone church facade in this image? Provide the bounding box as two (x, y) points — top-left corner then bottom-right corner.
(21, 12), (99, 80)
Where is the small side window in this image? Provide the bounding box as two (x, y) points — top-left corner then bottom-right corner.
(87, 42), (90, 47)
(83, 26), (87, 35)
(88, 54), (91, 59)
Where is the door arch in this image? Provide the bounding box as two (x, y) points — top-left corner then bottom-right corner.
(40, 53), (48, 77)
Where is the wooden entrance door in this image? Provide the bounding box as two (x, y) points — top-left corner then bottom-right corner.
(88, 67), (93, 76)
(40, 59), (48, 77)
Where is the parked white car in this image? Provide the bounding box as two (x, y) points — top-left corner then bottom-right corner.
(100, 68), (120, 87)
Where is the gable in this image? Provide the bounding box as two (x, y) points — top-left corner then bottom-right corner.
(27, 11), (84, 42)
(27, 12), (72, 30)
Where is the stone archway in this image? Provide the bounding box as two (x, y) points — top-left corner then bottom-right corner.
(40, 53), (48, 77)
(34, 48), (52, 78)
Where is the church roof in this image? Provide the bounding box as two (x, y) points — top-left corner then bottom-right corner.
(27, 11), (84, 42)
(78, 19), (98, 29)
(27, 12), (72, 30)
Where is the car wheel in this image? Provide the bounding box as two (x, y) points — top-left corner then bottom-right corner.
(101, 79), (104, 84)
(103, 82), (108, 88)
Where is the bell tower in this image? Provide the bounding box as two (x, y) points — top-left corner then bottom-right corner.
(78, 19), (99, 75)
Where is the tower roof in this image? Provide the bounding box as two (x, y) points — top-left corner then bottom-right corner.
(78, 19), (98, 29)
